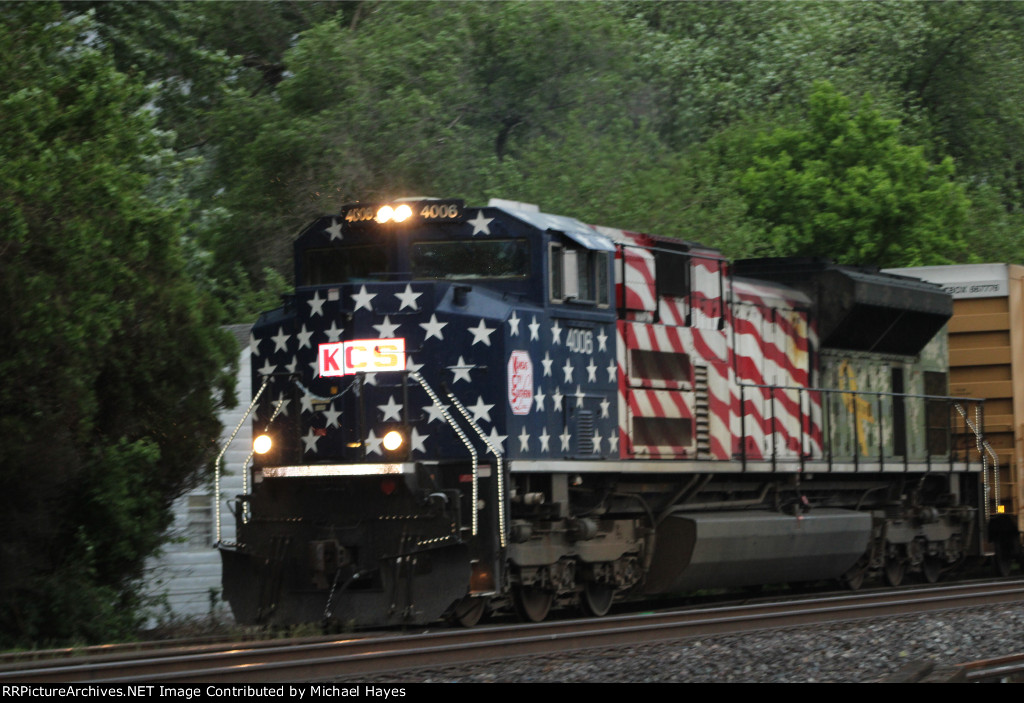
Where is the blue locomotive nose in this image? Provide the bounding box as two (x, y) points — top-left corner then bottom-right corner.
(250, 278), (520, 467)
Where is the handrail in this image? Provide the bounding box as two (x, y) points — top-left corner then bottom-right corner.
(954, 402), (1000, 522)
(739, 381), (979, 404)
(736, 382), (987, 474)
(445, 390), (508, 549)
(215, 374), (272, 545)
(409, 371), (481, 537)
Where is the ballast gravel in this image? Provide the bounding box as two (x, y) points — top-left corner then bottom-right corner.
(358, 604), (1024, 683)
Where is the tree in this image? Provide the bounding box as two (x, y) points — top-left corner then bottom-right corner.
(53, 0), (1024, 307)
(626, 1), (1024, 262)
(0, 4), (236, 646)
(205, 1), (653, 280)
(737, 82), (969, 267)
(61, 1), (348, 151)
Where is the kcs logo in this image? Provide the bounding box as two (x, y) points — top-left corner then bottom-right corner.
(318, 338), (406, 377)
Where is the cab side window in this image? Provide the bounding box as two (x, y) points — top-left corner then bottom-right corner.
(654, 250), (691, 299)
(550, 243), (610, 306)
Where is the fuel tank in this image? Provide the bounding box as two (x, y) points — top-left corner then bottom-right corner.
(644, 509), (871, 593)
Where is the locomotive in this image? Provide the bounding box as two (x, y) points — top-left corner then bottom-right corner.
(219, 198), (1007, 628)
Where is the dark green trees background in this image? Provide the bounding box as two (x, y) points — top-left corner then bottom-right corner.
(3, 0), (1024, 646)
(0, 4), (236, 645)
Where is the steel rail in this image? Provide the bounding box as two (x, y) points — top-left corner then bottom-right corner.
(960, 652), (1024, 682)
(885, 651), (1024, 683)
(3, 580), (1024, 683)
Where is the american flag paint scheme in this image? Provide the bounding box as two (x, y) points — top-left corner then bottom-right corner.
(220, 198), (998, 628)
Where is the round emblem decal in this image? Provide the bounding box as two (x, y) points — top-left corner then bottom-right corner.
(507, 350), (533, 415)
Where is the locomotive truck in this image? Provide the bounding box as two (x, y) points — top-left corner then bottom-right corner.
(218, 198), (1006, 627)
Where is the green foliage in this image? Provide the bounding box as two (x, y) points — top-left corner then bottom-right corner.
(62, 1), (344, 150)
(206, 1), (653, 279)
(5, 0), (1024, 645)
(215, 264), (292, 322)
(631, 1), (849, 147)
(479, 112), (767, 260)
(191, 0), (1024, 275)
(737, 83), (969, 266)
(962, 184), (1024, 264)
(0, 3), (236, 647)
(619, 1), (1024, 263)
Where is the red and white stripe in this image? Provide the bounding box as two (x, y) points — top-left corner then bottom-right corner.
(589, 222), (823, 465)
(591, 226), (658, 316)
(690, 255), (725, 330)
(729, 280), (821, 460)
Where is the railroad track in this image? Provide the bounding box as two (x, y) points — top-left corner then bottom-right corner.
(884, 652), (1024, 683)
(961, 653), (1024, 682)
(3, 579), (1024, 683)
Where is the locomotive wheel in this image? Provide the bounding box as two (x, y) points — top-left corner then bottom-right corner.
(841, 558), (867, 590)
(921, 555), (942, 584)
(513, 586), (554, 622)
(993, 537), (1014, 578)
(580, 583), (614, 617)
(883, 557), (906, 587)
(451, 596), (487, 627)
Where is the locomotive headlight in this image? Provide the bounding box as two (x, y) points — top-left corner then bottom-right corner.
(393, 203), (412, 222)
(382, 430), (404, 452)
(254, 434), (273, 454)
(375, 203), (413, 224)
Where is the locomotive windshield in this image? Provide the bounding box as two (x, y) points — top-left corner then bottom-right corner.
(411, 239), (529, 280)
